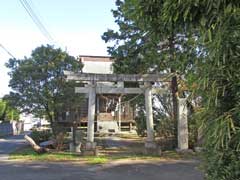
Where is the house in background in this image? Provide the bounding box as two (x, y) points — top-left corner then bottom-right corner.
(58, 55), (135, 133)
(20, 113), (50, 131)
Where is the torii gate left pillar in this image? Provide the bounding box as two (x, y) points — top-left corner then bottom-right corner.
(144, 82), (160, 154)
(144, 83), (154, 141)
(85, 81), (97, 150)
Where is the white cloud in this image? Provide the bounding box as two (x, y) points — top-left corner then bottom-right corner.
(55, 30), (109, 56)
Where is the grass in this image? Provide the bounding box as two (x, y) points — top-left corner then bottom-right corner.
(10, 147), (80, 161)
(10, 146), (200, 165)
(85, 156), (109, 164)
(10, 134), (200, 164)
(10, 147), (110, 164)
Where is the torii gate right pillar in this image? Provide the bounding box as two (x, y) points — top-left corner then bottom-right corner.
(177, 98), (189, 151)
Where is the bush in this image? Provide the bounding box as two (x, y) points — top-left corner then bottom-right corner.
(135, 112), (147, 137)
(30, 129), (53, 144)
(204, 149), (240, 180)
(187, 115), (198, 149)
(155, 117), (176, 138)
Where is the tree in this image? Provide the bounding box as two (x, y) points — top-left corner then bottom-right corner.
(158, 1), (240, 179)
(6, 45), (83, 132)
(102, 0), (199, 142)
(104, 0), (240, 179)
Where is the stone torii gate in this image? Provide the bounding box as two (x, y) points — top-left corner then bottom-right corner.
(64, 71), (189, 154)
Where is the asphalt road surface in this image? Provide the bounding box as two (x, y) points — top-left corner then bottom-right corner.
(0, 134), (27, 160)
(0, 160), (204, 180)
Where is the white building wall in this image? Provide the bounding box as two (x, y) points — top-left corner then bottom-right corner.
(82, 61), (113, 74)
(20, 113), (49, 131)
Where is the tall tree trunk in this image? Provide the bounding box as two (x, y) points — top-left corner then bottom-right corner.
(24, 135), (50, 154)
(44, 103), (56, 136)
(169, 21), (178, 146)
(171, 74), (178, 137)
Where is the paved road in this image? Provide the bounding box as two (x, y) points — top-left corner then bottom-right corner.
(0, 135), (204, 179)
(0, 134), (27, 160)
(0, 160), (204, 180)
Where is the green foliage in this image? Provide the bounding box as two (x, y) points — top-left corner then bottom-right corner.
(154, 94), (176, 140)
(102, 0), (198, 74)
(102, 0), (198, 143)
(172, 1), (240, 179)
(155, 117), (175, 138)
(102, 0), (162, 74)
(0, 99), (7, 120)
(30, 129), (53, 144)
(6, 45), (83, 131)
(204, 150), (240, 180)
(187, 114), (198, 149)
(135, 111), (146, 137)
(10, 147), (81, 161)
(6, 108), (20, 121)
(0, 98), (20, 121)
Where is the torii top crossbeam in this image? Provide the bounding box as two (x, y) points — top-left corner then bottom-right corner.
(64, 71), (173, 82)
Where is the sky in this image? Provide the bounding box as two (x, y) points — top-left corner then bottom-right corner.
(0, 0), (118, 97)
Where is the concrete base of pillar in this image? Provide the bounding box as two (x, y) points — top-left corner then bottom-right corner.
(69, 142), (81, 153)
(82, 149), (99, 156)
(145, 141), (157, 149)
(144, 141), (161, 156)
(176, 148), (193, 154)
(85, 142), (97, 150)
(82, 142), (98, 156)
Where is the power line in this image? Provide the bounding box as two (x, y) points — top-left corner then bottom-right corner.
(19, 0), (55, 43)
(0, 44), (16, 59)
(19, 0), (54, 42)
